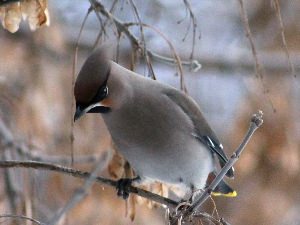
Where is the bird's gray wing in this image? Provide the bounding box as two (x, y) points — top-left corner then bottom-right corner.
(163, 88), (234, 178)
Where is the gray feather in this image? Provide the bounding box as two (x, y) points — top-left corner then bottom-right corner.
(163, 88), (234, 178)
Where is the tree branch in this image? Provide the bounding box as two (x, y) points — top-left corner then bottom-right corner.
(237, 0), (263, 80)
(1, 110), (264, 224)
(0, 214), (45, 225)
(0, 160), (179, 208)
(272, 0), (296, 77)
(170, 110), (264, 224)
(89, 0), (199, 78)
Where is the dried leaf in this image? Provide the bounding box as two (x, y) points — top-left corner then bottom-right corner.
(3, 3), (22, 33)
(1, 0), (50, 33)
(107, 150), (125, 179)
(22, 0), (49, 31)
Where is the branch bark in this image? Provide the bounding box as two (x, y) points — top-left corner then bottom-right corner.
(0, 160), (179, 208)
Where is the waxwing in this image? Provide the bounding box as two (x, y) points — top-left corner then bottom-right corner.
(74, 47), (236, 199)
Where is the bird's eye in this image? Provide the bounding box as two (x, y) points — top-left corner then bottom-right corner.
(91, 85), (109, 104)
(103, 86), (108, 96)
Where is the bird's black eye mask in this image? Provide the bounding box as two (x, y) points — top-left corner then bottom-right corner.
(76, 84), (110, 114)
(91, 85), (108, 104)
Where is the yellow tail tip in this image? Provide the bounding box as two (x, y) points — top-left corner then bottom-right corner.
(212, 190), (237, 197)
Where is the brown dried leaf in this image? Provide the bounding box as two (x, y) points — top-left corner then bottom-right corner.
(21, 0), (49, 31)
(3, 3), (22, 33)
(107, 150), (125, 179)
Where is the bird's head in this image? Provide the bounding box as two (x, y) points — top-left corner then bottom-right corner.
(73, 48), (112, 122)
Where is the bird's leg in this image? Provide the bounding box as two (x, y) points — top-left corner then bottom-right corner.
(116, 176), (141, 199)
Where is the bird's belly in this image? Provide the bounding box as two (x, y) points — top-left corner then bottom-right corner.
(102, 102), (213, 190)
(110, 132), (213, 190)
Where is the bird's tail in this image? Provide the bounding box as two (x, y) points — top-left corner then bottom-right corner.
(212, 179), (237, 197)
(207, 172), (237, 197)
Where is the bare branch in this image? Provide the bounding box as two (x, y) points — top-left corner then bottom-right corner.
(128, 0), (156, 80)
(193, 212), (230, 225)
(272, 0), (296, 78)
(70, 6), (92, 167)
(237, 0), (276, 113)
(125, 22), (187, 92)
(2, 156), (19, 215)
(1, 110), (264, 223)
(182, 0), (198, 60)
(89, 0), (139, 47)
(0, 160), (179, 209)
(88, 0), (199, 84)
(0, 119), (19, 215)
(150, 51), (202, 72)
(170, 111), (264, 224)
(89, 0), (107, 37)
(92, 0), (119, 50)
(0, 214), (45, 225)
(237, 0), (263, 79)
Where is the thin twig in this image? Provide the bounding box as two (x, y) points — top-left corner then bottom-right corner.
(92, 0), (119, 50)
(70, 7), (93, 166)
(88, 0), (199, 81)
(150, 51), (201, 72)
(128, 0), (156, 79)
(89, 0), (107, 37)
(2, 152), (19, 216)
(272, 0), (296, 77)
(171, 110), (264, 224)
(238, 0), (276, 113)
(0, 160), (179, 208)
(0, 214), (45, 225)
(0, 118), (19, 216)
(48, 152), (109, 225)
(193, 212), (228, 225)
(182, 0), (197, 60)
(125, 22), (187, 92)
(237, 0), (262, 79)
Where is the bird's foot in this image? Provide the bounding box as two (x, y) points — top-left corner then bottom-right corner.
(176, 199), (192, 213)
(116, 176), (140, 199)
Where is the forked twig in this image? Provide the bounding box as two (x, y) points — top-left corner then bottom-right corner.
(124, 22), (187, 92)
(170, 110), (263, 224)
(128, 0), (156, 79)
(88, 0), (200, 80)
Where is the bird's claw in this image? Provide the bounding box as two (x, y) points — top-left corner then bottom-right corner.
(116, 178), (133, 199)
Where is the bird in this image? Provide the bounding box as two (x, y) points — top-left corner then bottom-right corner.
(73, 47), (236, 200)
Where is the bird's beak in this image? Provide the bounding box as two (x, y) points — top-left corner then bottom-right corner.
(74, 103), (104, 122)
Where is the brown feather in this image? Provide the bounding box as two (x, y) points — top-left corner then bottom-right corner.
(74, 48), (111, 105)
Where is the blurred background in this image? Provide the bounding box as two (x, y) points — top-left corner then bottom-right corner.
(0, 0), (299, 224)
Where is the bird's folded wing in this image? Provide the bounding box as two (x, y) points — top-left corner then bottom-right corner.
(163, 88), (234, 178)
